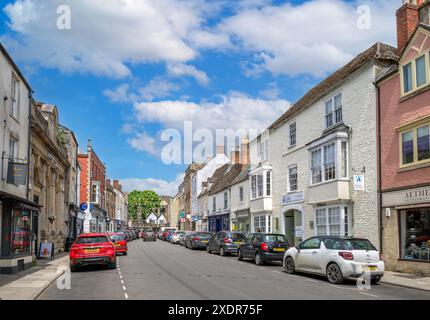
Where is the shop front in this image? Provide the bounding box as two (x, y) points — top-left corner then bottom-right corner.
(382, 185), (430, 275)
(0, 194), (40, 274)
(233, 209), (250, 233)
(208, 214), (230, 233)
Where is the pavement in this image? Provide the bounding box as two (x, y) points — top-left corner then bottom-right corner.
(36, 240), (430, 300)
(381, 271), (430, 292)
(0, 254), (69, 300)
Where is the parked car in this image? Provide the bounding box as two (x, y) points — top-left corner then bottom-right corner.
(238, 233), (290, 265)
(69, 233), (116, 272)
(180, 231), (192, 246)
(107, 232), (128, 256)
(283, 236), (384, 284)
(166, 230), (175, 242)
(161, 228), (176, 241)
(170, 231), (185, 244)
(157, 231), (163, 239)
(207, 231), (247, 256)
(185, 232), (212, 250)
(142, 229), (157, 242)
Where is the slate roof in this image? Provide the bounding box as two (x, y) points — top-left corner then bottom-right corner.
(230, 164), (250, 186)
(208, 164), (243, 195)
(268, 42), (398, 131)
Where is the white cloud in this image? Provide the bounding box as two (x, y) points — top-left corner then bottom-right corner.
(259, 82), (280, 99)
(167, 63), (210, 86)
(216, 0), (398, 77)
(2, 0), (210, 78)
(120, 174), (184, 196)
(133, 91), (290, 132)
(127, 132), (158, 155)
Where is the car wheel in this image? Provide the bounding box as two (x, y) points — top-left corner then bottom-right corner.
(70, 264), (78, 272)
(109, 261), (117, 270)
(255, 252), (264, 265)
(237, 249), (243, 261)
(206, 245), (211, 254)
(371, 278), (380, 285)
(123, 252), (128, 256)
(190, 242), (195, 250)
(219, 246), (226, 256)
(326, 263), (344, 284)
(284, 257), (295, 274)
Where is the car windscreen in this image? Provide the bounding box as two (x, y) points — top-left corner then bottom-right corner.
(76, 236), (109, 244)
(110, 234), (125, 241)
(230, 233), (246, 240)
(343, 239), (377, 251)
(265, 235), (288, 243)
(196, 232), (211, 238)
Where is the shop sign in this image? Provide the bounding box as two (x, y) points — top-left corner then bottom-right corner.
(282, 191), (304, 205)
(7, 162), (27, 185)
(179, 211), (185, 218)
(382, 186), (430, 207)
(353, 175), (365, 191)
(192, 215), (201, 222)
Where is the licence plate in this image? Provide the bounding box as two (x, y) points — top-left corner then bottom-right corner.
(365, 266), (377, 271)
(234, 242), (244, 245)
(201, 241), (208, 243)
(115, 244), (121, 247)
(273, 248), (285, 252)
(85, 249), (99, 253)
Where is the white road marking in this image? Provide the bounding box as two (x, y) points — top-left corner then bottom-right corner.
(121, 280), (124, 285)
(119, 275), (123, 279)
(122, 285), (127, 291)
(124, 293), (129, 299)
(359, 291), (378, 298)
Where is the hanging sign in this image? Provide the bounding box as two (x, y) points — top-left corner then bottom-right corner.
(353, 175), (365, 191)
(7, 162), (27, 185)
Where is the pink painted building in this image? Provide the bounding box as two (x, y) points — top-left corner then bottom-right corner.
(377, 0), (430, 275)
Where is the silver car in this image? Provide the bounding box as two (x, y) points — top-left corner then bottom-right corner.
(283, 236), (384, 284)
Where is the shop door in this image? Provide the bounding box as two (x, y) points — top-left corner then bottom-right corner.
(216, 218), (222, 232)
(32, 213), (39, 257)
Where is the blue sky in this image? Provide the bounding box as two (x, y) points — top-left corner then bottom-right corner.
(0, 0), (399, 196)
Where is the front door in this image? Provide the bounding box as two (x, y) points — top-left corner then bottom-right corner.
(284, 215), (294, 245)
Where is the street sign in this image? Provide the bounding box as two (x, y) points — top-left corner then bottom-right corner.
(80, 203), (88, 211)
(354, 175), (365, 191)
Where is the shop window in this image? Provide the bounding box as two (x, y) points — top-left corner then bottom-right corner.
(401, 209), (430, 262)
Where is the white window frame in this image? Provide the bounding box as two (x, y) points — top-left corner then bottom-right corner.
(289, 121), (296, 147)
(239, 186), (244, 202)
(288, 165), (298, 192)
(253, 214), (272, 233)
(314, 205), (350, 237)
(250, 170), (272, 200)
(10, 75), (20, 119)
(9, 135), (18, 160)
(266, 171), (271, 196)
(309, 138), (349, 186)
(324, 92), (343, 129)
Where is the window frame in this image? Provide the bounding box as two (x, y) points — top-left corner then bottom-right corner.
(289, 121), (296, 147)
(313, 205), (350, 237)
(239, 186), (244, 202)
(288, 165), (298, 192)
(324, 92), (343, 129)
(9, 135), (18, 160)
(400, 51), (430, 96)
(10, 74), (20, 120)
(399, 121), (430, 167)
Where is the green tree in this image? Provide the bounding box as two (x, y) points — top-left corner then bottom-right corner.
(127, 190), (161, 222)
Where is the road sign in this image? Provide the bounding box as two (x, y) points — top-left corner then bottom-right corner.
(80, 203), (88, 211)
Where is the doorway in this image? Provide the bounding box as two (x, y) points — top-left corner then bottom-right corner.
(284, 209), (303, 246)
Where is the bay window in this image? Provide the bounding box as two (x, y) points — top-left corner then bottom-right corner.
(266, 171), (271, 196)
(309, 137), (348, 185)
(257, 174), (263, 198)
(315, 206), (350, 236)
(250, 170), (272, 200)
(400, 122), (430, 166)
(251, 175), (257, 199)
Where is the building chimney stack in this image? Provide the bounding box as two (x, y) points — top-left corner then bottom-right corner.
(396, 0), (425, 53)
(216, 145), (225, 156)
(240, 136), (250, 165)
(419, 0), (430, 25)
(231, 148), (240, 164)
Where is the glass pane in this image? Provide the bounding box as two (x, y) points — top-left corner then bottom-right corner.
(416, 55), (426, 87)
(417, 125), (430, 161)
(403, 63), (413, 93)
(402, 209), (430, 261)
(341, 141), (347, 178)
(12, 210), (32, 257)
(402, 131), (414, 164)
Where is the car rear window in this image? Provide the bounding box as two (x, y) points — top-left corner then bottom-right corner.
(230, 233), (246, 240)
(196, 232), (211, 238)
(76, 236), (109, 244)
(110, 234), (125, 241)
(343, 239), (377, 251)
(265, 235), (288, 243)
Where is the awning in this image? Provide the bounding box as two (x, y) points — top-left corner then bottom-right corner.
(0, 191), (41, 211)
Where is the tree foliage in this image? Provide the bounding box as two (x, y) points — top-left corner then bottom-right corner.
(127, 190), (161, 222)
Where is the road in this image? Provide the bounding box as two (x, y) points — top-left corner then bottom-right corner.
(39, 239), (430, 300)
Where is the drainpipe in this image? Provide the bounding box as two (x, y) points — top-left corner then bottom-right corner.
(375, 82), (383, 253)
(26, 94), (32, 200)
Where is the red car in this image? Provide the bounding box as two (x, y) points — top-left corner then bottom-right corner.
(107, 232), (128, 255)
(69, 233), (117, 272)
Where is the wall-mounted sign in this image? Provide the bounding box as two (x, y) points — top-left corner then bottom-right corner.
(179, 211), (185, 218)
(80, 203), (88, 211)
(353, 175), (365, 191)
(282, 191), (304, 205)
(7, 162), (27, 185)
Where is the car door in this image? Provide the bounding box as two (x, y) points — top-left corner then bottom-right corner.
(241, 233), (253, 258)
(295, 237), (322, 270)
(217, 232), (226, 251)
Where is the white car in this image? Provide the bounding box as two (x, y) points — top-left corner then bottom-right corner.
(170, 231), (185, 244)
(283, 236), (384, 284)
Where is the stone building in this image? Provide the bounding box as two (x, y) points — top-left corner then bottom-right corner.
(106, 180), (116, 232)
(113, 180), (127, 231)
(29, 103), (70, 254)
(0, 43), (39, 274)
(377, 0), (430, 275)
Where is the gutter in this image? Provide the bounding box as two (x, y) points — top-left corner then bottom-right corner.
(375, 82), (383, 253)
(26, 95), (32, 200)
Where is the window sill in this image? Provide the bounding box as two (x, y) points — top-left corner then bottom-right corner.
(398, 161), (430, 173)
(323, 121), (345, 135)
(400, 83), (430, 103)
(309, 178), (349, 188)
(398, 258), (430, 263)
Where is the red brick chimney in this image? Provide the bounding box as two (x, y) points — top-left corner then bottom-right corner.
(397, 0), (425, 53)
(230, 148), (240, 164)
(240, 136), (249, 165)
